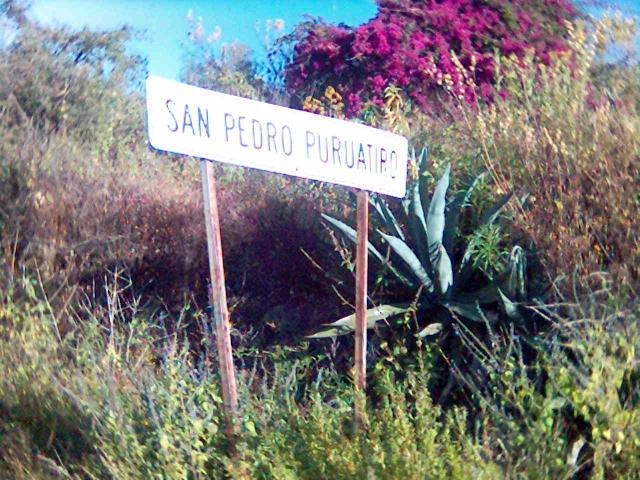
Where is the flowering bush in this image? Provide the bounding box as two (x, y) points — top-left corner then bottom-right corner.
(285, 0), (576, 115)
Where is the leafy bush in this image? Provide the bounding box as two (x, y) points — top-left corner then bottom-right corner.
(459, 283), (640, 479)
(1, 279), (487, 479)
(234, 367), (495, 479)
(0, 3), (144, 149)
(0, 280), (98, 477)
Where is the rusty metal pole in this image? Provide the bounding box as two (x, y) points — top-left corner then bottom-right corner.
(355, 189), (368, 424)
(200, 159), (238, 432)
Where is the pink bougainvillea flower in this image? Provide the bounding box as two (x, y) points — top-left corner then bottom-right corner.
(285, 0), (576, 116)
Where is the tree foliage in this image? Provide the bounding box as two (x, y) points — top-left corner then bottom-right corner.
(0, 0), (145, 142)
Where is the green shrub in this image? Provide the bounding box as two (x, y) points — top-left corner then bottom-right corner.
(460, 285), (640, 479)
(0, 282), (495, 479)
(234, 367), (497, 479)
(0, 280), (98, 478)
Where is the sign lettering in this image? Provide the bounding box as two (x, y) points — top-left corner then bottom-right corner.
(146, 76), (408, 197)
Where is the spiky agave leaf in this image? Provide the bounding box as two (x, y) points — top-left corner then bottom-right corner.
(506, 246), (527, 300)
(443, 172), (486, 254)
(370, 195), (405, 241)
(306, 328), (345, 339)
(307, 304), (409, 338)
(322, 213), (414, 287)
(498, 288), (520, 319)
(413, 146), (428, 167)
(324, 304), (409, 329)
(436, 244), (453, 294)
(426, 163), (450, 251)
(403, 146), (428, 215)
(416, 322), (443, 337)
(477, 191), (513, 227)
(445, 301), (485, 323)
(378, 231), (434, 291)
(409, 179), (431, 268)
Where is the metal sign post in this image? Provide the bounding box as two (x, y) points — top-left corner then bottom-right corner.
(200, 159), (238, 432)
(355, 190), (369, 425)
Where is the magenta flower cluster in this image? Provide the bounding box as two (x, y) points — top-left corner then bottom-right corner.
(286, 0), (576, 116)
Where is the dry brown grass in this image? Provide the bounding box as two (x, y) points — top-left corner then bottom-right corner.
(433, 21), (640, 293)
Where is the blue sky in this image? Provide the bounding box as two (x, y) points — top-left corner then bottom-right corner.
(29, 1), (639, 80)
(30, 1), (377, 80)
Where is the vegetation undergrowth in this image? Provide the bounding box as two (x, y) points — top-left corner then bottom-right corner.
(1, 275), (638, 478)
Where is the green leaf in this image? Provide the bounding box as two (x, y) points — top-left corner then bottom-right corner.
(412, 146), (428, 167)
(478, 191), (513, 227)
(443, 172), (485, 254)
(549, 397), (567, 410)
(159, 434), (171, 451)
(409, 179), (431, 267)
(426, 164), (450, 248)
(498, 288), (520, 319)
(416, 322), (443, 337)
(306, 328), (344, 339)
(412, 177), (428, 233)
(378, 231), (433, 291)
(567, 437), (586, 467)
(322, 214), (382, 259)
(506, 246), (527, 299)
(324, 304), (409, 329)
(244, 420), (257, 436)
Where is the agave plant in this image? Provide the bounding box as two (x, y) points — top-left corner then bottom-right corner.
(310, 150), (530, 340)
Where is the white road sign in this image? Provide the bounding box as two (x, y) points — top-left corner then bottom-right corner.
(146, 76), (408, 197)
